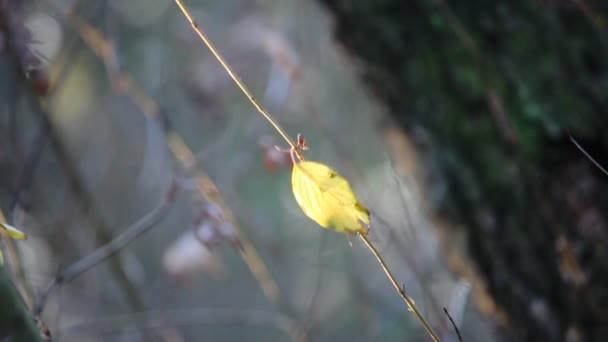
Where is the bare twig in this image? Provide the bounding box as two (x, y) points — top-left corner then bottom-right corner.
(358, 234), (440, 342)
(371, 212), (442, 317)
(570, 135), (608, 177)
(443, 307), (464, 342)
(33, 183), (177, 316)
(172, 0), (305, 161)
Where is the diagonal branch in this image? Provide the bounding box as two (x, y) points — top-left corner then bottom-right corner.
(172, 0), (305, 161)
(33, 183), (177, 316)
(359, 234), (440, 342)
(570, 135), (608, 177)
(443, 307), (464, 342)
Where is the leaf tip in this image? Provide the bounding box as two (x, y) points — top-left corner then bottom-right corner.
(0, 222), (28, 240)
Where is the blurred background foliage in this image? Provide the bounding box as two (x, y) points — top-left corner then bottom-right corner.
(0, 0), (606, 341)
(320, 0), (608, 341)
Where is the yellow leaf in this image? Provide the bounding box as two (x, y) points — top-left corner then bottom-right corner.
(0, 249), (3, 265)
(291, 160), (370, 234)
(0, 222), (28, 240)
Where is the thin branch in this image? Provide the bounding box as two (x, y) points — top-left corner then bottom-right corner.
(172, 0), (305, 161)
(570, 135), (608, 177)
(371, 213), (443, 318)
(358, 234), (440, 342)
(33, 183), (177, 316)
(443, 307), (463, 342)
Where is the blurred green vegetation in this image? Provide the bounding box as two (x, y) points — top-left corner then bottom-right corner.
(321, 0), (608, 340)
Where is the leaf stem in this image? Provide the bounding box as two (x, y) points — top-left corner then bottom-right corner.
(358, 234), (440, 342)
(173, 0), (303, 160)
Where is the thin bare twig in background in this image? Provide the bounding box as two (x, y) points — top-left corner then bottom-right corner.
(444, 307), (464, 342)
(33, 183), (177, 316)
(371, 211), (442, 318)
(570, 135), (608, 177)
(173, 0), (304, 161)
(359, 234), (440, 342)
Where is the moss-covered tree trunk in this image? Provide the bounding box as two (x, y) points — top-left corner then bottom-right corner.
(319, 1), (608, 341)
